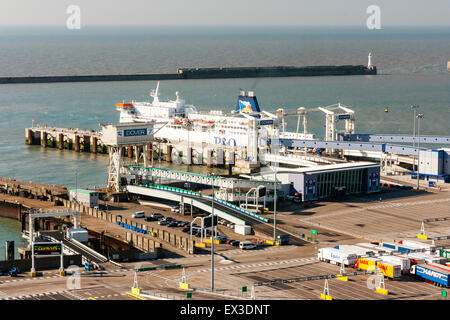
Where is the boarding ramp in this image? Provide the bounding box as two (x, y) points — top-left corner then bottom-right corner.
(41, 230), (108, 265)
(125, 166), (273, 189)
(126, 184), (269, 225)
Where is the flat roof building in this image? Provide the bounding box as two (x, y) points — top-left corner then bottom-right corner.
(255, 162), (380, 201)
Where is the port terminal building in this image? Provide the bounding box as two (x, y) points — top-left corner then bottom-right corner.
(253, 162), (380, 201)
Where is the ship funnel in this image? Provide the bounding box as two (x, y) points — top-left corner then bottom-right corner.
(236, 90), (261, 115)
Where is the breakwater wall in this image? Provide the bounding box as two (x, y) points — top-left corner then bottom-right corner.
(1, 65), (376, 84)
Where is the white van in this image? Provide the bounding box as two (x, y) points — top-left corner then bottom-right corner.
(239, 241), (256, 250)
(132, 211), (145, 218)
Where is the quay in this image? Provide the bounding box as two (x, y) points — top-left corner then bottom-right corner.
(0, 64), (376, 85)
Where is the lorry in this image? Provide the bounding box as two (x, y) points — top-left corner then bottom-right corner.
(277, 234), (290, 245)
(398, 253), (425, 266)
(380, 255), (411, 274)
(407, 252), (446, 264)
(376, 261), (402, 280)
(410, 264), (450, 287)
(317, 247), (357, 267)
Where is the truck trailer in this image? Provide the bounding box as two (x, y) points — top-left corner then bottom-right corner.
(376, 261), (402, 280)
(380, 255), (411, 274)
(317, 247), (357, 266)
(410, 264), (450, 287)
(336, 245), (376, 258)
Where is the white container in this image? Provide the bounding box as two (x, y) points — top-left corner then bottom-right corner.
(317, 247), (357, 266)
(234, 224), (251, 235)
(67, 228), (88, 243)
(355, 243), (389, 254)
(408, 252), (442, 264)
(338, 245), (376, 257)
(401, 240), (436, 252)
(380, 255), (411, 273)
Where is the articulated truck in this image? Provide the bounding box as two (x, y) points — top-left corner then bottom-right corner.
(410, 264), (450, 287)
(317, 247), (357, 266)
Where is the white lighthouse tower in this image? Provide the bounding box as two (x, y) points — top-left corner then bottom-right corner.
(367, 52), (373, 70)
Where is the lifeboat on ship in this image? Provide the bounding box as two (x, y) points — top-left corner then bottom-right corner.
(116, 103), (133, 108)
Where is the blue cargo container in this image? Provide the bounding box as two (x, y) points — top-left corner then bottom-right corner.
(411, 264), (450, 287)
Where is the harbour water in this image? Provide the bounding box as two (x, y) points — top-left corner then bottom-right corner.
(0, 26), (449, 244)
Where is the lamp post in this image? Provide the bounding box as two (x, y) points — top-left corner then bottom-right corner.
(416, 113), (424, 190)
(273, 169), (277, 242)
(410, 105), (419, 172)
(210, 173), (215, 292)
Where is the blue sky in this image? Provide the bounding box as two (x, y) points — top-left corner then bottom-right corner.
(1, 0), (449, 27)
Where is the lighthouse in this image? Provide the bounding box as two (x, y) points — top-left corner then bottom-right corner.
(367, 52), (373, 70)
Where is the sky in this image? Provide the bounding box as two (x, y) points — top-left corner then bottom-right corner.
(1, 0), (450, 27)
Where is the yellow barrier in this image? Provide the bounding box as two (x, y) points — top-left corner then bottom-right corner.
(195, 242), (206, 248)
(337, 275), (348, 281)
(89, 297), (96, 300)
(417, 233), (428, 240)
(179, 282), (190, 290)
(376, 288), (389, 295)
(203, 239), (220, 244)
(151, 232), (157, 237)
(126, 292), (145, 300)
(320, 293), (333, 300)
(131, 287), (142, 296)
(265, 240), (275, 245)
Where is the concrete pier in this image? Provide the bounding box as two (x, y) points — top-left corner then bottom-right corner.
(25, 126), (252, 171)
(26, 126), (107, 155)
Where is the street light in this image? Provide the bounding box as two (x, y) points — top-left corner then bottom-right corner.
(210, 173), (215, 292)
(410, 105), (419, 172)
(416, 113), (424, 190)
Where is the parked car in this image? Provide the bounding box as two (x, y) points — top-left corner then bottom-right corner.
(230, 240), (240, 247)
(158, 220), (169, 226)
(132, 211), (145, 219)
(239, 241), (256, 250)
(167, 222), (178, 227)
(145, 216), (157, 222)
(164, 217), (175, 222)
(216, 235), (228, 243)
(181, 226), (190, 233)
(151, 213), (164, 219)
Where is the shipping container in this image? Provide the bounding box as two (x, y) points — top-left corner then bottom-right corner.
(377, 261), (402, 279)
(410, 264), (450, 287)
(317, 247), (357, 266)
(439, 249), (450, 261)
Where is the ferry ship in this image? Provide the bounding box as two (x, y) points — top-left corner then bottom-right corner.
(116, 83), (314, 161)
